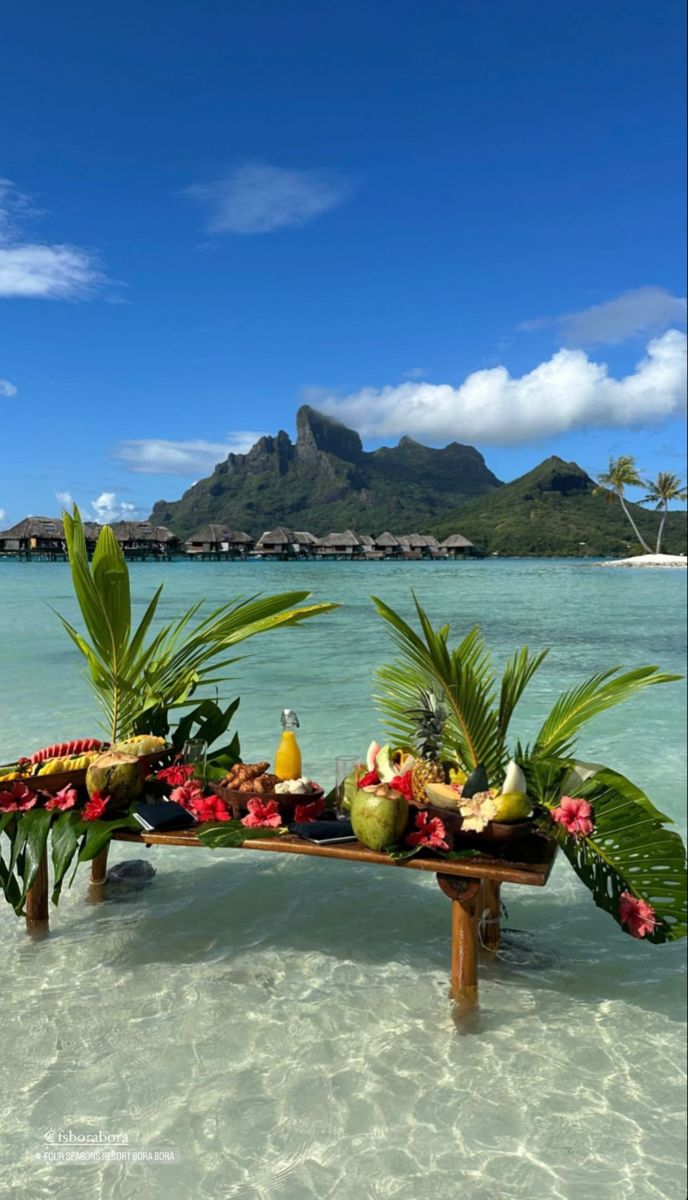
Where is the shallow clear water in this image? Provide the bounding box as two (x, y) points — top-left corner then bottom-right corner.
(1, 559), (686, 1200)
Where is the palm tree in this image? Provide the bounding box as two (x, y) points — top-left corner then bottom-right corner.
(642, 472), (688, 554)
(594, 455), (652, 554)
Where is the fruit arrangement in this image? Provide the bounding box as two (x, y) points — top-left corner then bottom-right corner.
(0, 734), (170, 792)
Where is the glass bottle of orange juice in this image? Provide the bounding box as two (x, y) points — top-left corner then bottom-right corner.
(275, 709), (302, 780)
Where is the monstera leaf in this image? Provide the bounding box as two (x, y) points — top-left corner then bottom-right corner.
(528, 761), (687, 943)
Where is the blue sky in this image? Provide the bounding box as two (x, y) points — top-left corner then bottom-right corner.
(0, 0), (685, 526)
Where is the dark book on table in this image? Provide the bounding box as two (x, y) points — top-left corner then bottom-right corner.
(133, 800), (197, 832)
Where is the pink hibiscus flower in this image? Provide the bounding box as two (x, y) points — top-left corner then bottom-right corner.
(294, 798), (325, 824)
(406, 809), (449, 851)
(157, 763), (196, 788)
(390, 771), (414, 802)
(552, 795), (594, 838)
(170, 780), (205, 810)
(619, 892), (657, 938)
(44, 784), (78, 811)
(0, 781), (37, 813)
(82, 792), (110, 822)
(188, 793), (231, 824)
(241, 798), (282, 829)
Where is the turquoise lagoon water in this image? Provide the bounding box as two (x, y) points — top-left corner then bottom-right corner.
(0, 558), (686, 1200)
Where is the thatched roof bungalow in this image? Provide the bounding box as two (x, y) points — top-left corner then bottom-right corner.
(186, 525), (253, 555)
(440, 533), (476, 558)
(375, 531), (403, 557)
(109, 522), (179, 554)
(316, 530), (362, 557)
(0, 516), (65, 553)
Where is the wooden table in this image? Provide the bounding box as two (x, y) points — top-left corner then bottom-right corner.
(26, 829), (558, 1007)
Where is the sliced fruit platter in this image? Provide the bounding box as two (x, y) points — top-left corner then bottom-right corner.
(342, 739), (534, 854)
(211, 760), (324, 822)
(0, 735), (172, 797)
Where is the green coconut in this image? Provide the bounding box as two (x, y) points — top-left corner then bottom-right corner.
(85, 751), (144, 811)
(351, 785), (409, 852)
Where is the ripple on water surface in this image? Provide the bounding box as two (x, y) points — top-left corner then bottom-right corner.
(0, 559), (685, 1199)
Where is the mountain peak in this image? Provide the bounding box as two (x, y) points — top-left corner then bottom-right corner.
(296, 405), (363, 462)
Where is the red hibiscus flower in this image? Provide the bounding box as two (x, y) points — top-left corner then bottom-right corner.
(619, 892), (657, 939)
(390, 770), (414, 802)
(0, 781), (37, 813)
(551, 795), (594, 838)
(44, 784), (78, 811)
(294, 798), (325, 824)
(188, 793), (230, 823)
(406, 809), (449, 851)
(157, 763), (196, 788)
(170, 780), (205, 810)
(241, 798), (282, 829)
(82, 792), (110, 822)
(357, 769), (380, 788)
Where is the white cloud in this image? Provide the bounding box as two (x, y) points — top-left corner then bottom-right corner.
(91, 492), (140, 523)
(0, 178), (107, 300)
(0, 378), (17, 397)
(55, 491), (74, 508)
(404, 367), (429, 380)
(521, 287), (687, 346)
(185, 161), (352, 235)
(115, 432), (265, 474)
(0, 508), (6, 525)
(318, 330), (687, 446)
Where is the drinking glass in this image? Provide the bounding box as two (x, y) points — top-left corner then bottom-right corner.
(335, 755), (360, 818)
(183, 738), (208, 782)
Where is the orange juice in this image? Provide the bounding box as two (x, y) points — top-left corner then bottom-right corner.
(275, 729), (302, 780)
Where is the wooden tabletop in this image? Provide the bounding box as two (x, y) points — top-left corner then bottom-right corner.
(113, 827), (558, 888)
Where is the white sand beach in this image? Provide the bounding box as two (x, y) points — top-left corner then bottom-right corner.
(597, 553), (687, 568)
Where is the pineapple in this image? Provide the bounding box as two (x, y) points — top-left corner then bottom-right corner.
(407, 689), (447, 802)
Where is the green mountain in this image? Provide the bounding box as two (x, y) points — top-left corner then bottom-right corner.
(150, 405), (502, 537)
(435, 456), (687, 556)
(150, 408), (687, 556)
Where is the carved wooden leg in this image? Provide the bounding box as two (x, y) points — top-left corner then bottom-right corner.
(437, 876), (481, 1005)
(25, 847), (49, 934)
(479, 879), (501, 953)
(88, 846), (110, 904)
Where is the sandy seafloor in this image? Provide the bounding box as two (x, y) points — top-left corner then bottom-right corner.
(0, 557), (686, 1200)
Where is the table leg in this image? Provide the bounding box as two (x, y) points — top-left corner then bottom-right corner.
(437, 876), (481, 1005)
(479, 879), (501, 953)
(25, 847), (49, 935)
(88, 846), (110, 904)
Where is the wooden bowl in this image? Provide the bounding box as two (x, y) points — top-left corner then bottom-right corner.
(211, 784), (325, 823)
(420, 803), (534, 845)
(19, 748), (174, 797)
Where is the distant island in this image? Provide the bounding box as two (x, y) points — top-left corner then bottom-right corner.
(150, 406), (686, 557)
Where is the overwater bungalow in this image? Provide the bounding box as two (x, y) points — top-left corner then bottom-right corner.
(375, 531), (403, 557)
(186, 525), (254, 557)
(254, 527), (310, 557)
(0, 516), (66, 557)
(440, 532), (477, 558)
(109, 521), (179, 558)
(316, 531), (362, 558)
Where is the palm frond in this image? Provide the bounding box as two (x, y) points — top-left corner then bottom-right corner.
(531, 666), (681, 761)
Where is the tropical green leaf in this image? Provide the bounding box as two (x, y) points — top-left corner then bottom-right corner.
(77, 815), (139, 864)
(197, 821), (288, 849)
(531, 666), (681, 761)
(56, 505), (338, 743)
(543, 769), (687, 943)
(51, 811), (85, 902)
(19, 809), (53, 903)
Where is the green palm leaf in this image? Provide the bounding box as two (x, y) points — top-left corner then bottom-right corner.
(546, 767), (686, 943)
(57, 505), (338, 742)
(531, 666), (680, 761)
